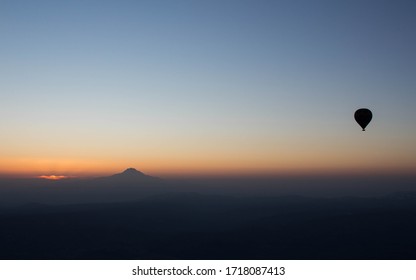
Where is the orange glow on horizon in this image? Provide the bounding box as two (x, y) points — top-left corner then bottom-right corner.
(0, 154), (415, 179)
(38, 175), (68, 180)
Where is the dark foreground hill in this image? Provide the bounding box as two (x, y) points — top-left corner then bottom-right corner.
(1, 192), (416, 259)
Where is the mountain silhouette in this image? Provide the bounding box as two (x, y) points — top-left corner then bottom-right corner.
(122, 167), (144, 175)
(98, 168), (159, 183)
(103, 168), (161, 184)
(89, 168), (164, 198)
(110, 168), (148, 179)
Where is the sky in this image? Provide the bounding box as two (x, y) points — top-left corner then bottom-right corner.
(1, 0), (415, 178)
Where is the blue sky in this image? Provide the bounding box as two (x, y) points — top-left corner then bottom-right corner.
(1, 0), (415, 176)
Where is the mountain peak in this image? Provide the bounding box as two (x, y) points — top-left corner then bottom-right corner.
(101, 168), (159, 182)
(121, 168), (144, 176)
(97, 167), (159, 184)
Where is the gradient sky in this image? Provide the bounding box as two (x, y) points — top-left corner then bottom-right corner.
(1, 0), (415, 177)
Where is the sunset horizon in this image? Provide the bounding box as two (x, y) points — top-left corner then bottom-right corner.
(1, 0), (416, 263)
(1, 165), (415, 180)
(2, 1), (415, 183)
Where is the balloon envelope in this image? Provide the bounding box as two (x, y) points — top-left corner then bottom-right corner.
(354, 108), (372, 131)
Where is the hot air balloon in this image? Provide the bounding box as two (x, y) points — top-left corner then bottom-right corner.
(354, 108), (372, 131)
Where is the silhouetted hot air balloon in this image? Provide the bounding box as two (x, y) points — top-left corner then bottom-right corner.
(354, 108), (372, 131)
